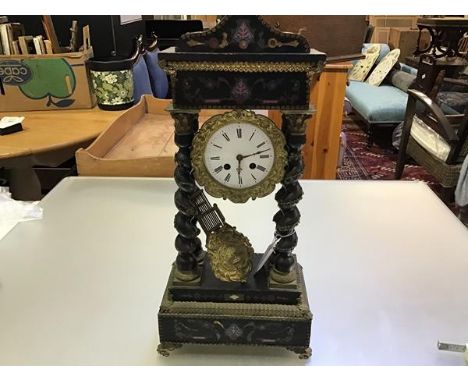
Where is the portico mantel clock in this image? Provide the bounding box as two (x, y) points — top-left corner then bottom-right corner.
(157, 15), (326, 359)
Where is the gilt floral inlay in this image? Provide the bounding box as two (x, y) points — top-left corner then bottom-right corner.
(177, 15), (310, 53)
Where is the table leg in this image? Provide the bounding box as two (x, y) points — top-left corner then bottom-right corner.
(6, 166), (42, 201)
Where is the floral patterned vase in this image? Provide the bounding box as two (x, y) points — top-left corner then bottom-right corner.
(88, 57), (134, 111)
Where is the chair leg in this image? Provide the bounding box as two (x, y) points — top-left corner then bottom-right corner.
(395, 151), (406, 179)
(395, 126), (412, 180)
(367, 125), (374, 148)
(395, 95), (417, 180)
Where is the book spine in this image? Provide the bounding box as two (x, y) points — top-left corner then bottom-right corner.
(33, 37), (43, 55)
(6, 24), (14, 54)
(0, 24), (11, 55)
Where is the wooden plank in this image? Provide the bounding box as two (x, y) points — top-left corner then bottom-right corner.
(306, 63), (350, 179)
(32, 36), (43, 54)
(82, 25), (91, 51)
(44, 40), (53, 54)
(18, 35), (33, 55)
(42, 15), (61, 53)
(11, 40), (20, 55)
(69, 20), (78, 52)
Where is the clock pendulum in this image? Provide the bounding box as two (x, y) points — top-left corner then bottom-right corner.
(191, 188), (254, 283)
(157, 15), (326, 358)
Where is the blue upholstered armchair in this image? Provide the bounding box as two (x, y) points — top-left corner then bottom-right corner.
(346, 43), (418, 145)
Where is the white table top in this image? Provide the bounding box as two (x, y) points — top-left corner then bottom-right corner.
(0, 177), (467, 365)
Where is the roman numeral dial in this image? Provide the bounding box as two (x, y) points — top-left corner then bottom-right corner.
(202, 121), (276, 191)
(192, 110), (287, 203)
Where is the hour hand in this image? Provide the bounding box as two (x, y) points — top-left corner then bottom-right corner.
(236, 154), (243, 174)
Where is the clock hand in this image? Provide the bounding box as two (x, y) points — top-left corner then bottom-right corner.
(236, 155), (243, 175)
(239, 148), (271, 160)
(234, 155), (244, 186)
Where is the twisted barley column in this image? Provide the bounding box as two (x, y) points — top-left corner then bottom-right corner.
(270, 110), (313, 284)
(170, 108), (203, 281)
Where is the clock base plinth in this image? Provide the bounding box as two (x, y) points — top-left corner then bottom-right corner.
(269, 268), (297, 287)
(173, 269), (202, 285)
(170, 253), (301, 304)
(158, 260), (312, 358)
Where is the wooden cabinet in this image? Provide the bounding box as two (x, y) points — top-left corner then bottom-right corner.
(369, 15), (420, 44)
(388, 27), (431, 59)
(261, 16), (367, 57)
(368, 16), (419, 28)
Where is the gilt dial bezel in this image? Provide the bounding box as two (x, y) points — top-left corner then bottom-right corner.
(191, 109), (286, 203)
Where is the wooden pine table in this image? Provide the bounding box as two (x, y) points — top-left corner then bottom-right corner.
(0, 107), (123, 199)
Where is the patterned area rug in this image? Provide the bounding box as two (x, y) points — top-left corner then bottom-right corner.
(336, 120), (454, 209)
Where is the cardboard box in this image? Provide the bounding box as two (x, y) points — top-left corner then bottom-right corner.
(0, 48), (96, 112)
(389, 27), (431, 59)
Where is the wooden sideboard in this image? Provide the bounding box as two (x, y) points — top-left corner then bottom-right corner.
(269, 62), (351, 180)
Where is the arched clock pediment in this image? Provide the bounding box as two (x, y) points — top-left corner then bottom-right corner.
(177, 15), (310, 54)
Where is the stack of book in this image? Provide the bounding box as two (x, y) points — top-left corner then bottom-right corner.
(0, 19), (26, 55)
(0, 16), (70, 55)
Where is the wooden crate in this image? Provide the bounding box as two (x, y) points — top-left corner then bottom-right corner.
(76, 95), (223, 178)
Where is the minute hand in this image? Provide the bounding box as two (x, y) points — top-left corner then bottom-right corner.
(239, 148), (270, 160)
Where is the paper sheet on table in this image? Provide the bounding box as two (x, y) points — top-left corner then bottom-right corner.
(0, 220), (18, 240)
(0, 187), (43, 241)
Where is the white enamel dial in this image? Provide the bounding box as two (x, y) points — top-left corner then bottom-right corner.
(203, 121), (275, 189)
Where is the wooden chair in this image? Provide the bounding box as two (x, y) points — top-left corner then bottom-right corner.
(395, 89), (468, 200)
